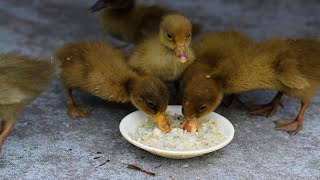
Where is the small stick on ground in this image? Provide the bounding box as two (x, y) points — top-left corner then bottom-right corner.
(123, 163), (156, 176)
(99, 160), (110, 166)
(155, 164), (163, 168)
(170, 176), (174, 180)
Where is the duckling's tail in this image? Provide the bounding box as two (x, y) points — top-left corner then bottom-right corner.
(88, 0), (107, 13)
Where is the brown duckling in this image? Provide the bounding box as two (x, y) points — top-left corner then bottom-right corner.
(0, 54), (57, 152)
(89, 0), (201, 44)
(182, 31), (253, 133)
(54, 41), (170, 132)
(184, 37), (320, 135)
(128, 14), (195, 89)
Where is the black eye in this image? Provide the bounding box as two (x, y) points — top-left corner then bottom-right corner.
(198, 105), (207, 112)
(187, 34), (191, 38)
(147, 101), (156, 108)
(167, 33), (173, 40)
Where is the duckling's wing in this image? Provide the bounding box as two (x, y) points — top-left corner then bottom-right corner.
(278, 73), (310, 90)
(0, 69), (52, 105)
(293, 39), (320, 82)
(275, 57), (310, 90)
(276, 39), (320, 89)
(0, 82), (28, 105)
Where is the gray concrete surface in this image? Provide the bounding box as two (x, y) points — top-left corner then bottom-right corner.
(0, 0), (319, 179)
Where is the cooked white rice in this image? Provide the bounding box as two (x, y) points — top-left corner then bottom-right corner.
(132, 112), (223, 151)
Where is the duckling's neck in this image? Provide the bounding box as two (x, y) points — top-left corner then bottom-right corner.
(89, 70), (137, 104)
(125, 75), (139, 97)
(222, 59), (279, 93)
(162, 45), (195, 81)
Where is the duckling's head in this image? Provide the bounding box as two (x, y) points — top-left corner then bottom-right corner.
(89, 0), (135, 12)
(159, 14), (193, 63)
(182, 74), (224, 119)
(128, 76), (170, 132)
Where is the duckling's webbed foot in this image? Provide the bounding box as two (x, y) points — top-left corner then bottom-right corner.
(0, 120), (15, 153)
(66, 88), (90, 119)
(249, 102), (283, 117)
(274, 120), (302, 135)
(248, 92), (283, 117)
(67, 105), (90, 119)
(274, 101), (308, 135)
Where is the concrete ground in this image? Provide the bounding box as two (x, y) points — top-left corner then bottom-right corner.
(0, 0), (319, 179)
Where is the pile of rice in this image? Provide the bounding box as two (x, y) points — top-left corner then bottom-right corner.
(132, 112), (223, 151)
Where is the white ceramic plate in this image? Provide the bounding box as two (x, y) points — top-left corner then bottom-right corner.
(119, 105), (235, 159)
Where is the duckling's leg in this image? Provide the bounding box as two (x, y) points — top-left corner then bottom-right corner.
(249, 92), (283, 117)
(274, 101), (308, 135)
(0, 120), (15, 153)
(66, 88), (89, 118)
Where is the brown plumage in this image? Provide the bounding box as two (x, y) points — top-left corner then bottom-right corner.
(226, 38), (320, 135)
(128, 14), (195, 83)
(183, 34), (320, 134)
(89, 0), (202, 44)
(182, 31), (254, 132)
(54, 41), (170, 132)
(0, 54), (57, 152)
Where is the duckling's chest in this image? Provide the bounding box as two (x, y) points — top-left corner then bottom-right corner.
(149, 55), (191, 81)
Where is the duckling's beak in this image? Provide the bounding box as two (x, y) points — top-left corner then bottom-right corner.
(175, 45), (187, 63)
(89, 0), (108, 12)
(182, 117), (200, 133)
(153, 114), (170, 132)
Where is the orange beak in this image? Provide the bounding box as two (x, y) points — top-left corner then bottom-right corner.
(181, 117), (200, 133)
(175, 45), (187, 63)
(153, 114), (170, 132)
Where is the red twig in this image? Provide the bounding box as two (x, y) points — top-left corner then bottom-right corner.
(123, 163), (156, 176)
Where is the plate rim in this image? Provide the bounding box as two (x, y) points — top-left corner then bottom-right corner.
(119, 105), (235, 156)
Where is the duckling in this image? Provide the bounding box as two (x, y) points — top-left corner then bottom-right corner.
(182, 31), (253, 132)
(0, 54), (57, 152)
(128, 14), (195, 102)
(184, 37), (320, 135)
(89, 0), (201, 44)
(54, 41), (170, 132)
(129, 14), (195, 79)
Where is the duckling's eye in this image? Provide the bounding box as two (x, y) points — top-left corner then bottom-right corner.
(147, 101), (156, 108)
(187, 34), (191, 38)
(198, 105), (207, 112)
(167, 33), (173, 40)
